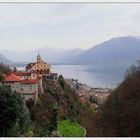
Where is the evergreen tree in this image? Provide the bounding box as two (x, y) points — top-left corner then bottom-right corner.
(13, 67), (17, 72)
(0, 63), (11, 74)
(0, 86), (32, 136)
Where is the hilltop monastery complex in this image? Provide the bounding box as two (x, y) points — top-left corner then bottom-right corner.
(0, 53), (58, 102)
(0, 53), (111, 106)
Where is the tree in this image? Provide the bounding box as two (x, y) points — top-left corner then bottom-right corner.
(92, 63), (140, 136)
(13, 66), (17, 72)
(89, 96), (97, 104)
(48, 104), (58, 134)
(58, 75), (65, 89)
(0, 72), (4, 81)
(0, 85), (32, 136)
(0, 63), (11, 74)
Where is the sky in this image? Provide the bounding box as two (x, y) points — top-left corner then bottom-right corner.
(0, 3), (140, 52)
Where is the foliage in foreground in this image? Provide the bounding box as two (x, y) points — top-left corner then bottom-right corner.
(28, 75), (87, 137)
(92, 63), (140, 136)
(0, 86), (32, 137)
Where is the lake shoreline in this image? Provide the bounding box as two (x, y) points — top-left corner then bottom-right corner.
(15, 64), (121, 88)
(65, 78), (112, 105)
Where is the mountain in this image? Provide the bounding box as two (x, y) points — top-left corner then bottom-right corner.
(0, 53), (11, 64)
(2, 35), (140, 67)
(76, 36), (140, 64)
(1, 48), (83, 64)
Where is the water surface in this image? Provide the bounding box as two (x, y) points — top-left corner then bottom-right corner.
(17, 64), (125, 88)
(51, 65), (125, 88)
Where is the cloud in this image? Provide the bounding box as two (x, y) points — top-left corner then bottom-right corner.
(0, 3), (140, 51)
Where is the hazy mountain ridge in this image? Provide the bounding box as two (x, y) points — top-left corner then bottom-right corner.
(0, 53), (11, 64)
(1, 48), (83, 64)
(76, 36), (140, 64)
(1, 36), (140, 69)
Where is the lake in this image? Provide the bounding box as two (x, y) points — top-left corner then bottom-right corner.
(17, 64), (126, 88)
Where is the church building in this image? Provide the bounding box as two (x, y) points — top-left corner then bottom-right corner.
(26, 53), (51, 75)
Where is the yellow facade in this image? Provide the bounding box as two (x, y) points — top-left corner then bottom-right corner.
(26, 53), (51, 75)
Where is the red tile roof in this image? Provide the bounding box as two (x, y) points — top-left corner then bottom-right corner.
(2, 73), (7, 78)
(13, 71), (31, 76)
(21, 79), (37, 84)
(4, 73), (21, 82)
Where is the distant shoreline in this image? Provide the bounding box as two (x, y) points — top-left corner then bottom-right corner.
(9, 63), (90, 67)
(14, 65), (120, 89)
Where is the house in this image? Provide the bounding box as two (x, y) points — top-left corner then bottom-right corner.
(2, 73), (39, 102)
(13, 71), (37, 80)
(13, 71), (31, 80)
(3, 73), (21, 93)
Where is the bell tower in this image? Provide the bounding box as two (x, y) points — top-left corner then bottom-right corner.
(37, 52), (42, 63)
(26, 53), (51, 75)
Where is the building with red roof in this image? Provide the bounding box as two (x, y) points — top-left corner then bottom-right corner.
(2, 73), (39, 101)
(13, 71), (37, 80)
(3, 73), (22, 93)
(0, 54), (51, 102)
(21, 79), (37, 84)
(4, 73), (21, 82)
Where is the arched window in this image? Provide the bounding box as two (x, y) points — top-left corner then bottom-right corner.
(47, 69), (50, 74)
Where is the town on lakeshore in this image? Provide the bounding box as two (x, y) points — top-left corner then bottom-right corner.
(0, 53), (110, 105)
